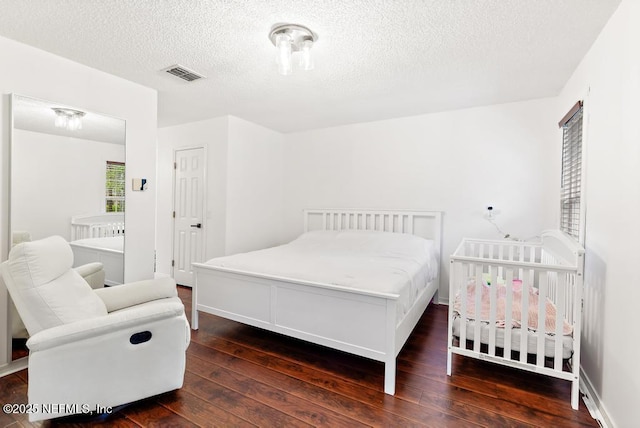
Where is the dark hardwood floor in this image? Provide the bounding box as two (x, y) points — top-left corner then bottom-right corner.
(1, 286), (597, 427)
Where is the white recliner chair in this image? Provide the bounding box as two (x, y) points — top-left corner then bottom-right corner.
(10, 231), (106, 338)
(1, 236), (190, 422)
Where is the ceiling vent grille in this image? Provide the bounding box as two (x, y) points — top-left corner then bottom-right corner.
(162, 64), (206, 82)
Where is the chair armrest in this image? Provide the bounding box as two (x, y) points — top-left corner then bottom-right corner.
(73, 262), (103, 278)
(94, 277), (178, 312)
(27, 298), (185, 352)
(74, 262), (105, 289)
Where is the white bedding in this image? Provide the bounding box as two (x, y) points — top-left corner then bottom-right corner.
(69, 236), (123, 253)
(204, 230), (438, 318)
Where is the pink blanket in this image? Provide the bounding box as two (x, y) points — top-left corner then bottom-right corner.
(454, 281), (572, 335)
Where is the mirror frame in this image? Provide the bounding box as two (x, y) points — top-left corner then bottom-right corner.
(6, 93), (126, 363)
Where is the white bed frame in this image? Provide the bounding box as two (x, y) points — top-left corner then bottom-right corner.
(192, 209), (442, 395)
(71, 213), (125, 240)
(70, 213), (125, 286)
(70, 239), (124, 286)
(447, 230), (584, 409)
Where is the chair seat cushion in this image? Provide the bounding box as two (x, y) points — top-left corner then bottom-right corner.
(3, 236), (107, 335)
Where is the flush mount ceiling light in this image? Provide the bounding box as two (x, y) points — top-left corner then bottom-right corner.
(269, 24), (317, 76)
(52, 107), (85, 131)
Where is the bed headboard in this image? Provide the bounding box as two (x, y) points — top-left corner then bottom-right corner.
(303, 209), (442, 254)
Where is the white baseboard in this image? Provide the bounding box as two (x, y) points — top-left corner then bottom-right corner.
(580, 368), (615, 428)
(0, 356), (28, 378)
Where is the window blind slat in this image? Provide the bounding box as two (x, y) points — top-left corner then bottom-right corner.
(559, 105), (583, 240)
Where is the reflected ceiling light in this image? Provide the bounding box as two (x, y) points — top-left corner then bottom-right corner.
(52, 107), (85, 131)
(269, 24), (317, 76)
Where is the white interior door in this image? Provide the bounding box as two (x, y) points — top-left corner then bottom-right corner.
(173, 147), (205, 287)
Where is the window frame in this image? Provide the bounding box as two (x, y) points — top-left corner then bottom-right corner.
(558, 100), (586, 244)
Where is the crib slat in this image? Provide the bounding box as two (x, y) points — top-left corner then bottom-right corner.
(554, 273), (567, 370)
(518, 245), (525, 284)
(497, 244), (504, 278)
(520, 272), (530, 362)
(504, 269), (514, 358)
(473, 267), (483, 353)
(536, 271), (548, 367)
(459, 262), (467, 345)
(488, 270), (497, 356)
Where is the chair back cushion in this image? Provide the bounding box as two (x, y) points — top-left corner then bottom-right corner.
(1, 236), (107, 335)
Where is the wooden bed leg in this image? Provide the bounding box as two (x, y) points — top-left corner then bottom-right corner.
(446, 348), (452, 376)
(384, 358), (396, 395)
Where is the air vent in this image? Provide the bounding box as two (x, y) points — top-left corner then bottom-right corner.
(162, 64), (206, 82)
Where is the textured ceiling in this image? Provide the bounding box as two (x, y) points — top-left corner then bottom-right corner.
(0, 0), (622, 133)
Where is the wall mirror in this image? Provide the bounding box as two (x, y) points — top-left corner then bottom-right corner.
(9, 94), (126, 360)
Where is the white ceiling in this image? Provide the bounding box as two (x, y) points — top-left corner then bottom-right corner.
(12, 94), (126, 145)
(0, 0), (621, 133)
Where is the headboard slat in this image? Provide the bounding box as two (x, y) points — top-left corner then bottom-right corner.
(304, 208), (442, 258)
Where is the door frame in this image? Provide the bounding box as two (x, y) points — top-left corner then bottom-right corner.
(171, 145), (208, 283)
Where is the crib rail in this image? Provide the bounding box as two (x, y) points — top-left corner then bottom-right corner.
(447, 231), (584, 410)
(71, 213), (125, 240)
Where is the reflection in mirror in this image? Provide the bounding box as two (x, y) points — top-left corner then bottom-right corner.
(9, 94), (126, 360)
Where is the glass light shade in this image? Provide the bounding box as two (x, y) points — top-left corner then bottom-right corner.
(276, 33), (292, 76)
(299, 39), (314, 71)
(54, 113), (67, 128)
(67, 115), (82, 131)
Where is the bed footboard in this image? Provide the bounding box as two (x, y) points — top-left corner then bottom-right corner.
(193, 267), (394, 359)
(193, 265), (438, 395)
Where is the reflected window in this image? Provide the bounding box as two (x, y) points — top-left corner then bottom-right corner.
(106, 161), (125, 212)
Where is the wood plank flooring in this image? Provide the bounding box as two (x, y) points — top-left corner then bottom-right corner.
(1, 286), (597, 427)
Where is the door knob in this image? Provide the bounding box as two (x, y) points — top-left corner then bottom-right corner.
(190, 223), (202, 229)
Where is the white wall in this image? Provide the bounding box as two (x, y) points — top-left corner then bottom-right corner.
(156, 115), (284, 276)
(556, 0), (639, 425)
(282, 98), (560, 299)
(225, 116), (284, 255)
(0, 35), (157, 369)
(12, 129), (124, 241)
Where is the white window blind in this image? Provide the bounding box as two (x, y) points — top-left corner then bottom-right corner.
(559, 102), (583, 241)
(106, 161), (125, 212)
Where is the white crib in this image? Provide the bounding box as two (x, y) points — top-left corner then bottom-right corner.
(447, 230), (584, 409)
(71, 213), (125, 240)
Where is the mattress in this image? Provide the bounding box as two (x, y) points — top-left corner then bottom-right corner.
(204, 230), (438, 319)
(452, 281), (574, 359)
(452, 316), (573, 359)
(69, 236), (124, 253)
